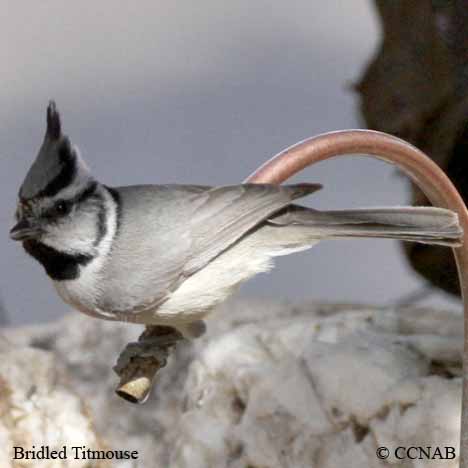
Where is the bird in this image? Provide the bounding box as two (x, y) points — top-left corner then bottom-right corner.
(10, 102), (462, 350)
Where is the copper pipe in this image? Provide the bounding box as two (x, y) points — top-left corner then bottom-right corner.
(245, 129), (468, 465)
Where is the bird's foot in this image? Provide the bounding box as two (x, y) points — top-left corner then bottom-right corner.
(113, 325), (184, 376)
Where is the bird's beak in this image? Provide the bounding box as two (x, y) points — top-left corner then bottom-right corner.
(9, 218), (42, 241)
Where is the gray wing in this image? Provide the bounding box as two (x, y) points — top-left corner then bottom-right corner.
(102, 183), (320, 313)
(184, 183), (322, 274)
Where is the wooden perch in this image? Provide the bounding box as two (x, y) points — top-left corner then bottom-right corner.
(114, 325), (183, 404)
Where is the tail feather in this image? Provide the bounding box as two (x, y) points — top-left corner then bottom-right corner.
(267, 206), (462, 247)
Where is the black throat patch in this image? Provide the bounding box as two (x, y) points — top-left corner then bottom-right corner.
(22, 240), (93, 281)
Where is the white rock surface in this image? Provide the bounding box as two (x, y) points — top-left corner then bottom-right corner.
(2, 300), (464, 467)
(0, 341), (106, 467)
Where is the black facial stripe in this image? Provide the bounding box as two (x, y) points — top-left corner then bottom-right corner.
(37, 153), (77, 198)
(94, 206), (107, 246)
(40, 182), (97, 221)
(104, 186), (121, 234)
(58, 140), (73, 163)
(23, 240), (93, 281)
(74, 181), (98, 204)
(92, 190), (107, 247)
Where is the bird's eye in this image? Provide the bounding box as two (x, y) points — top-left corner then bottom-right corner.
(54, 200), (70, 216)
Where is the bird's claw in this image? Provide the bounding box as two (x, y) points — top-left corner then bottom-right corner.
(113, 327), (184, 376)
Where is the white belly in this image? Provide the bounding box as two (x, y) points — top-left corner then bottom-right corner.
(53, 256), (119, 321)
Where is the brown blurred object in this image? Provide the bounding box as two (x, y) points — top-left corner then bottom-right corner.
(356, 0), (468, 297)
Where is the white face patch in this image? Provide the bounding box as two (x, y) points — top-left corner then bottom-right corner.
(52, 186), (119, 317)
(42, 208), (100, 256)
(38, 182), (107, 258)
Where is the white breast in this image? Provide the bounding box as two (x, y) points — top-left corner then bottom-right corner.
(54, 188), (120, 321)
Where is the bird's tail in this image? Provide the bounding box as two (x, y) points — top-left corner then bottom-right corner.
(267, 206), (462, 247)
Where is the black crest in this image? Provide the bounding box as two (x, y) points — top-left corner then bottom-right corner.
(18, 101), (84, 200)
(46, 100), (62, 141)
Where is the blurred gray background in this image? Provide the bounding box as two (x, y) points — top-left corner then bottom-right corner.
(0, 0), (460, 325)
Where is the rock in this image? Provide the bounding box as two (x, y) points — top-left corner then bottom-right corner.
(2, 300), (463, 467)
(0, 343), (107, 468)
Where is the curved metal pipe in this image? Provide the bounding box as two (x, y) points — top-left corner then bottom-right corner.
(245, 129), (468, 465)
